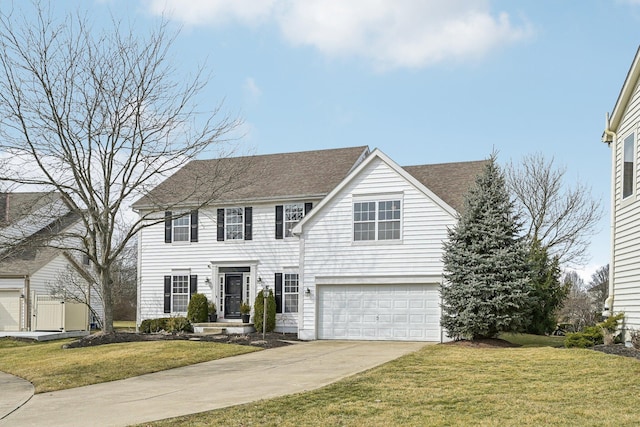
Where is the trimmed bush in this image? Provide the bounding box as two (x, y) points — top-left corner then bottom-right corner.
(139, 317), (169, 333)
(254, 290), (276, 333)
(187, 293), (209, 323)
(564, 327), (603, 348)
(166, 316), (193, 334)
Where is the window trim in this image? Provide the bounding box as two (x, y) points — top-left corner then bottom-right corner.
(225, 207), (244, 241)
(172, 213), (191, 243)
(622, 131), (635, 200)
(284, 203), (305, 238)
(352, 194), (403, 243)
(171, 272), (190, 313)
(283, 272), (299, 313)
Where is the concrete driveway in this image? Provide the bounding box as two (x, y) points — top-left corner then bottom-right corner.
(0, 340), (427, 427)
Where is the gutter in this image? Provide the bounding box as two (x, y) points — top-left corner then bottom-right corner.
(602, 113), (617, 316)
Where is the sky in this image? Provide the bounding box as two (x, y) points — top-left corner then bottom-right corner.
(5, 0), (640, 281)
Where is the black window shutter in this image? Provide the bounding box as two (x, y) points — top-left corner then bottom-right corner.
(164, 211), (172, 243)
(244, 207), (252, 240)
(304, 202), (313, 215)
(274, 273), (283, 314)
(217, 209), (225, 241)
(190, 210), (198, 242)
(164, 276), (172, 313)
(275, 205), (283, 239)
(190, 275), (197, 296)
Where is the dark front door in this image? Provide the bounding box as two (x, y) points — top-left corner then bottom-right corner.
(224, 274), (242, 318)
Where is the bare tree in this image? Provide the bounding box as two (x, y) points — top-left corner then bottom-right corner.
(506, 153), (602, 266)
(556, 271), (596, 331)
(587, 264), (609, 311)
(0, 4), (243, 333)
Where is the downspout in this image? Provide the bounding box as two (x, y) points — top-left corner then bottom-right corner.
(603, 112), (617, 316)
(24, 275), (30, 331)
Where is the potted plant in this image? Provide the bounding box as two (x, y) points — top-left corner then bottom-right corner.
(240, 302), (251, 323)
(208, 301), (217, 323)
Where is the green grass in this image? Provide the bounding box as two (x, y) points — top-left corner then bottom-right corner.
(500, 332), (565, 347)
(0, 337), (259, 393)
(145, 344), (640, 426)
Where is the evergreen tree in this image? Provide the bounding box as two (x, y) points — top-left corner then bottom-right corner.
(441, 154), (532, 340)
(525, 239), (567, 335)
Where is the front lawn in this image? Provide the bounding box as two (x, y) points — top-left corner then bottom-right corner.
(146, 344), (640, 426)
(0, 338), (259, 393)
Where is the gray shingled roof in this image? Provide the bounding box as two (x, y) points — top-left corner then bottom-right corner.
(404, 160), (488, 213)
(0, 192), (61, 227)
(133, 146), (369, 209)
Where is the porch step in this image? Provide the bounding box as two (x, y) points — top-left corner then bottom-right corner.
(197, 327), (226, 335)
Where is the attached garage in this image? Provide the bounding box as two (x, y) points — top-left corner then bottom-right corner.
(0, 290), (22, 331)
(317, 284), (441, 341)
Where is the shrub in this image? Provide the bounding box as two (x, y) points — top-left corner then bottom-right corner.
(139, 317), (169, 333)
(630, 329), (640, 350)
(564, 326), (603, 348)
(254, 290), (276, 333)
(208, 301), (217, 315)
(187, 293), (209, 323)
(166, 316), (193, 334)
(240, 302), (251, 315)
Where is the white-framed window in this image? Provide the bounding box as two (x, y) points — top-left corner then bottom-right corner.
(284, 203), (304, 237)
(173, 214), (190, 242)
(172, 274), (190, 312)
(225, 207), (244, 240)
(284, 273), (299, 313)
(623, 133), (635, 199)
(353, 199), (401, 241)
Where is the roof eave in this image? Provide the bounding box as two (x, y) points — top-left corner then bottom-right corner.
(608, 45), (640, 134)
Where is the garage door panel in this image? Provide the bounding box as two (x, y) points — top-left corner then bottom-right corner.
(318, 284), (440, 342)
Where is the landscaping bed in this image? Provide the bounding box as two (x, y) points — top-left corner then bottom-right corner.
(63, 331), (300, 349)
(593, 343), (640, 360)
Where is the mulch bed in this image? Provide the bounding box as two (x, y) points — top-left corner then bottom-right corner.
(62, 331), (300, 349)
(592, 344), (640, 360)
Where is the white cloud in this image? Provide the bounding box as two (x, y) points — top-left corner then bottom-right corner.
(145, 0), (532, 69)
(242, 77), (262, 105)
(144, 0), (277, 26)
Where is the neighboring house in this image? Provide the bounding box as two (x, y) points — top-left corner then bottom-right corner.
(134, 146), (485, 341)
(603, 45), (640, 338)
(0, 192), (98, 332)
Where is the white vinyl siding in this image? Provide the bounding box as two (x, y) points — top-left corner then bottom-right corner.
(137, 202), (315, 328)
(612, 78), (640, 334)
(298, 156), (455, 341)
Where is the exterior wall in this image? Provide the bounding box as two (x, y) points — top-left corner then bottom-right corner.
(298, 157), (456, 340)
(612, 77), (640, 334)
(138, 200), (318, 331)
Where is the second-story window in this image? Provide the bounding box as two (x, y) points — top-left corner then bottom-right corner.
(284, 203), (304, 237)
(173, 214), (190, 242)
(353, 199), (401, 241)
(225, 207), (244, 240)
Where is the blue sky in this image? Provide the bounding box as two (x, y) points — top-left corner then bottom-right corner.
(9, 0), (640, 279)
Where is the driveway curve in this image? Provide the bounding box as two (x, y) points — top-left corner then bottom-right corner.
(0, 340), (427, 427)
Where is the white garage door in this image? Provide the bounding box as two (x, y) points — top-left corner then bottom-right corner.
(0, 290), (21, 331)
(318, 284), (440, 341)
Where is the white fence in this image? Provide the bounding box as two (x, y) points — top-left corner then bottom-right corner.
(34, 295), (88, 331)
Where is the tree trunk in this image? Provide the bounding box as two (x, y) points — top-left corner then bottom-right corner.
(100, 268), (114, 334)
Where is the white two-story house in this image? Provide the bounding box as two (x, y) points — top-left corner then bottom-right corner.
(134, 146), (485, 341)
(603, 45), (640, 337)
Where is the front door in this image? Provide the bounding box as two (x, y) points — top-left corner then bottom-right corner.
(224, 274), (242, 318)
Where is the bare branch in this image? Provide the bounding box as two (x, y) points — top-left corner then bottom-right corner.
(506, 153), (603, 267)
